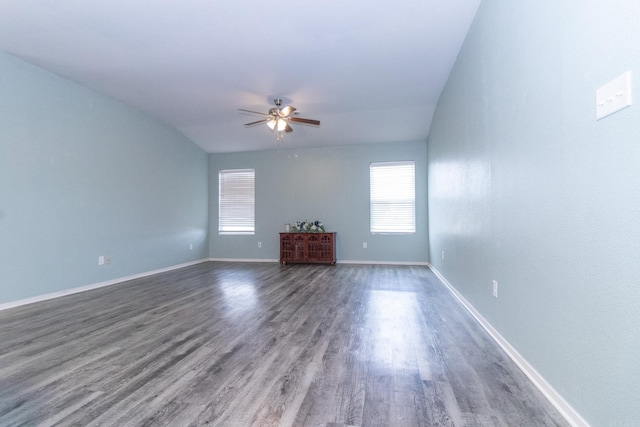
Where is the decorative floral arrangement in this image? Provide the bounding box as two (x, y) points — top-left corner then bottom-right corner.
(289, 220), (325, 233)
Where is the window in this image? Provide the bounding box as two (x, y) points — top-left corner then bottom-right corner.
(370, 161), (415, 233)
(218, 169), (255, 235)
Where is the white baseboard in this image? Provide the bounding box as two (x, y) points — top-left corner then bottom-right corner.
(428, 264), (590, 427)
(338, 259), (429, 266)
(208, 258), (429, 266)
(0, 259), (210, 312)
(208, 258), (280, 263)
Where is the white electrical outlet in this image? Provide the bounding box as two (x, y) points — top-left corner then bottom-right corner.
(98, 256), (104, 266)
(492, 280), (498, 298)
(363, 242), (367, 249)
(441, 250), (445, 260)
(258, 242), (262, 248)
(189, 243), (193, 250)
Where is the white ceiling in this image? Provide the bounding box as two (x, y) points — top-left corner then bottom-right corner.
(0, 0), (481, 153)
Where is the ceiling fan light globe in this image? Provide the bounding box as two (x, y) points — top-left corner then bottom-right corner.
(267, 119), (277, 130)
(276, 119), (288, 131)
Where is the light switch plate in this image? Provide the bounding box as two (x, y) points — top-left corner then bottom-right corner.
(596, 71), (632, 120)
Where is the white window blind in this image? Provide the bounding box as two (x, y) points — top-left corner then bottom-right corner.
(219, 169), (255, 235)
(370, 161), (415, 234)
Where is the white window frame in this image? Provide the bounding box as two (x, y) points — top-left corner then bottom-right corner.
(218, 169), (255, 235)
(370, 161), (416, 234)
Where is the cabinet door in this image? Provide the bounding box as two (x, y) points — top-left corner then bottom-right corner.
(280, 234), (293, 263)
(306, 233), (334, 262)
(306, 234), (322, 261)
(293, 234), (307, 261)
(318, 234), (334, 262)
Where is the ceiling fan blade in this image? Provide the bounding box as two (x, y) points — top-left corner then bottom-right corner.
(279, 105), (297, 117)
(284, 123), (293, 132)
(289, 117), (320, 126)
(244, 119), (269, 127)
(238, 108), (270, 116)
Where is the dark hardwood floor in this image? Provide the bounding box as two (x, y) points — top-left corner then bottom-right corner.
(0, 262), (569, 426)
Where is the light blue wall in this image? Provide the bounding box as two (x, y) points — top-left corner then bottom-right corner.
(209, 142), (428, 263)
(427, 1), (640, 426)
(0, 53), (209, 305)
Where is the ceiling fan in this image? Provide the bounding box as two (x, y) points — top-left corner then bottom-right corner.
(239, 99), (320, 141)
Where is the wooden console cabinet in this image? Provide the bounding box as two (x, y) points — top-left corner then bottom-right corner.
(279, 232), (336, 265)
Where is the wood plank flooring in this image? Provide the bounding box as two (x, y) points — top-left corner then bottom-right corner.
(0, 262), (569, 426)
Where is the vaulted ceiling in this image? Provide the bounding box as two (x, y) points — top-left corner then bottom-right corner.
(0, 0), (481, 153)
